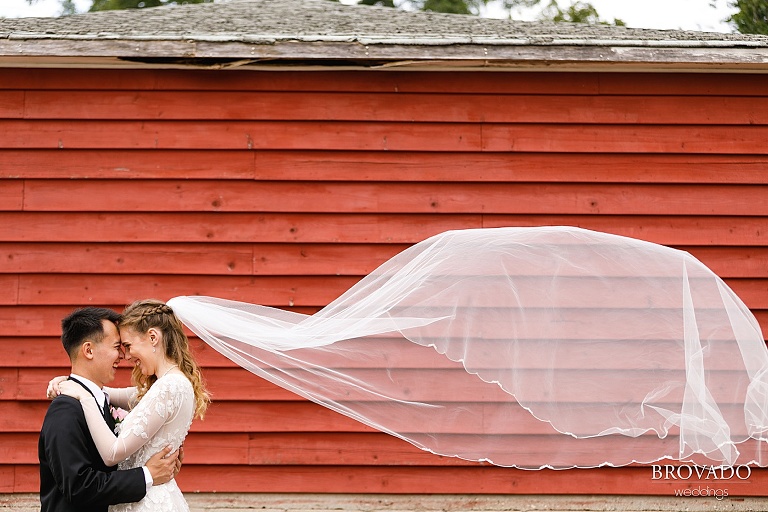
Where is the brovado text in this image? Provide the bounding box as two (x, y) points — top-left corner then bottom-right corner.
(652, 464), (752, 480)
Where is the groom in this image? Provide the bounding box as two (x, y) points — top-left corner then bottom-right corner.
(38, 307), (181, 512)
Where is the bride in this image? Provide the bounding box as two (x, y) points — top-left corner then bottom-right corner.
(56, 299), (210, 512)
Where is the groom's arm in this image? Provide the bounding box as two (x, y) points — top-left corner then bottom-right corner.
(41, 397), (146, 508)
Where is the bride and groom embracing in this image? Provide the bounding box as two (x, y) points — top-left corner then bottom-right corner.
(38, 299), (211, 512)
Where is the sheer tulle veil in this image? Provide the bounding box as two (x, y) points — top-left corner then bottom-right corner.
(167, 226), (768, 469)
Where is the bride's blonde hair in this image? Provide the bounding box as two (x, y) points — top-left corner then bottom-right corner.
(120, 299), (210, 419)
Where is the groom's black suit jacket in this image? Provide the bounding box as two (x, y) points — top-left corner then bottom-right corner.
(38, 379), (146, 512)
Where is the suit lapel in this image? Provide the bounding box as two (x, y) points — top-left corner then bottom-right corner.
(68, 376), (115, 430)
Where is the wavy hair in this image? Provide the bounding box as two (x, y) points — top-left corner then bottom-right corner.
(120, 299), (210, 419)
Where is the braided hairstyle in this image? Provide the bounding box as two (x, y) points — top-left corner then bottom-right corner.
(120, 299), (210, 419)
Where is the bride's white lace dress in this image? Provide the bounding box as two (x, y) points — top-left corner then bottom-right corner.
(113, 373), (193, 511)
(84, 373), (194, 512)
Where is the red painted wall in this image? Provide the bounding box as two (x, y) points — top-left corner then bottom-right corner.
(0, 68), (766, 494)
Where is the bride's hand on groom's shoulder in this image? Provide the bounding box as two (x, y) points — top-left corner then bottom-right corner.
(46, 376), (68, 399)
(57, 381), (88, 401)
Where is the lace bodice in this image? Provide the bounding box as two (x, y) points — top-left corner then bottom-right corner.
(115, 373), (194, 468)
(115, 373), (193, 512)
(81, 373), (193, 467)
(78, 373), (194, 512)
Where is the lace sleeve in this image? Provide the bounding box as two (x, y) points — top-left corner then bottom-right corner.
(81, 379), (180, 467)
(103, 386), (138, 410)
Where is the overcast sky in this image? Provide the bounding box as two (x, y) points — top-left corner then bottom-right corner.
(0, 0), (738, 33)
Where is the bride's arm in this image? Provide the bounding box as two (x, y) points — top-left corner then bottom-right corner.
(103, 386), (138, 410)
(58, 381), (169, 467)
(46, 377), (135, 409)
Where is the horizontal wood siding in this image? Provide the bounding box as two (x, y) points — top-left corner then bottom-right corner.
(0, 68), (766, 495)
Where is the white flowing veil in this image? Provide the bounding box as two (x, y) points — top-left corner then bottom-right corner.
(167, 226), (768, 469)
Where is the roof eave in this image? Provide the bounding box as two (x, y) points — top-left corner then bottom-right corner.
(1, 38), (767, 72)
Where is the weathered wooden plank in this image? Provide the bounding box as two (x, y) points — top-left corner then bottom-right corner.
(3, 69), (767, 96)
(0, 120), (482, 151)
(246, 433), (767, 469)
(9, 322), (768, 374)
(0, 276), (18, 305)
(14, 367), (294, 402)
(1, 304), (766, 341)
(253, 151), (768, 184)
(12, 273), (768, 309)
(0, 401), (375, 433)
(0, 432), (251, 465)
(5, 150), (768, 184)
(596, 72), (768, 96)
(0, 369), (18, 400)
(248, 432), (468, 466)
(10, 365), (760, 404)
(170, 465), (768, 495)
(0, 69), (602, 94)
(481, 124), (768, 154)
(0, 337), (229, 368)
(0, 181), (23, 210)
(8, 463), (767, 495)
(20, 180), (768, 216)
(0, 433), (35, 464)
(4, 120), (768, 154)
(0, 212), (483, 243)
(15, 274), (360, 306)
(0, 306), (81, 340)
(0, 305), (321, 337)
(685, 247), (768, 278)
(0, 149), (254, 179)
(10, 428), (763, 469)
(0, 399), (689, 437)
(0, 91), (24, 119)
(2, 243), (761, 278)
(0, 431), (690, 469)
(2, 211), (768, 246)
(0, 466), (15, 493)
(0, 243), (256, 275)
(480, 215), (768, 247)
(20, 91), (768, 125)
(5, 399), (766, 444)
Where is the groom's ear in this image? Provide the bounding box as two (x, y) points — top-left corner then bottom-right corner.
(79, 340), (95, 361)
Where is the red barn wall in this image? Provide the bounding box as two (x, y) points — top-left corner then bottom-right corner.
(0, 68), (766, 495)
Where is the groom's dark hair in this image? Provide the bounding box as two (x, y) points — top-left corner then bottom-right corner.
(61, 307), (121, 359)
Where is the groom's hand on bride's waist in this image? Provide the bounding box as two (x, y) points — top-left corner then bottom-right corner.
(145, 445), (179, 486)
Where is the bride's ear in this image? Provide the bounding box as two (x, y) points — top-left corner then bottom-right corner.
(147, 327), (160, 347)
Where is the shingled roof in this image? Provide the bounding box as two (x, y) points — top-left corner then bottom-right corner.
(1, 0), (767, 71)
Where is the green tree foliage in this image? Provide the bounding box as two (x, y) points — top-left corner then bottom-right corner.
(356, 0), (502, 16)
(358, 0), (397, 6)
(728, 0), (768, 34)
(59, 0), (77, 15)
(549, 1), (625, 25)
(26, 0), (212, 14)
(422, 0), (472, 14)
(509, 0), (624, 25)
(334, 0), (623, 24)
(89, 0), (212, 11)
